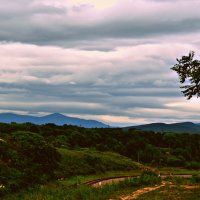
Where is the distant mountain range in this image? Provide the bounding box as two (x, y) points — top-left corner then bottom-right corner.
(0, 113), (109, 128)
(1, 112), (200, 132)
(126, 122), (200, 133)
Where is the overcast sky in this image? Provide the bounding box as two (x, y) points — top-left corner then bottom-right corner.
(0, 0), (200, 126)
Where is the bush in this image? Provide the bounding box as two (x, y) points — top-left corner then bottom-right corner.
(139, 170), (161, 185)
(0, 164), (23, 196)
(186, 161), (200, 170)
(191, 174), (200, 184)
(166, 155), (185, 167)
(0, 131), (61, 196)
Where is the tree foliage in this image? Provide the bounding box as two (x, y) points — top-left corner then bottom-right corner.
(0, 130), (61, 196)
(171, 51), (200, 99)
(1, 122), (200, 196)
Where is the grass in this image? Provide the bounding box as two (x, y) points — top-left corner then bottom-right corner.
(158, 167), (200, 175)
(2, 179), (139, 200)
(2, 147), (200, 200)
(59, 170), (142, 187)
(115, 174), (200, 200)
(55, 148), (141, 178)
(2, 170), (161, 200)
(1, 148), (143, 199)
(136, 186), (200, 200)
(3, 170), (200, 200)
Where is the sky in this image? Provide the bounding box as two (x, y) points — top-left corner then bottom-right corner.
(0, 0), (200, 126)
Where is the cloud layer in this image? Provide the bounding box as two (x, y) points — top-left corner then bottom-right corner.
(0, 0), (200, 126)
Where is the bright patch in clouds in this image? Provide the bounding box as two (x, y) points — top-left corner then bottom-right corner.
(67, 0), (118, 9)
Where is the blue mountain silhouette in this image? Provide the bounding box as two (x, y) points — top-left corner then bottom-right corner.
(126, 122), (200, 133)
(0, 113), (109, 128)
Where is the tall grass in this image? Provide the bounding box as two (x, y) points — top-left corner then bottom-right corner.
(2, 181), (132, 200)
(55, 148), (140, 178)
(3, 170), (161, 200)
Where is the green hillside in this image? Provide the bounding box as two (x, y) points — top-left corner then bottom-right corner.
(1, 122), (200, 198)
(56, 148), (140, 178)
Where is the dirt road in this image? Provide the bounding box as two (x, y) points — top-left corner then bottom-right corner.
(84, 174), (196, 199)
(119, 182), (167, 200)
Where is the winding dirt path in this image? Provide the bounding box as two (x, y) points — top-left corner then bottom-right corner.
(118, 182), (200, 200)
(83, 174), (198, 200)
(181, 185), (200, 189)
(119, 182), (167, 200)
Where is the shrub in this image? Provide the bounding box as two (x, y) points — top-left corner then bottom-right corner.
(166, 155), (185, 167)
(186, 161), (200, 170)
(191, 174), (200, 184)
(1, 131), (61, 196)
(139, 170), (161, 185)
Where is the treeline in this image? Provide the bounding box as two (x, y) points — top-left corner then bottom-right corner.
(0, 130), (61, 196)
(1, 122), (200, 167)
(1, 122), (200, 195)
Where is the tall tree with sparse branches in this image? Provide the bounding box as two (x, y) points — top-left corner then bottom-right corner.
(171, 51), (200, 99)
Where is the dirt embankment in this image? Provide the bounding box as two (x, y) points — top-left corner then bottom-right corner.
(85, 174), (193, 188)
(84, 176), (138, 188)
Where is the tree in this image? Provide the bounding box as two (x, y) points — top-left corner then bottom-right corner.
(9, 131), (61, 185)
(171, 51), (200, 99)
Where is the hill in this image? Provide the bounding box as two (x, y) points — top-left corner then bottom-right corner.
(0, 112), (108, 128)
(1, 122), (200, 198)
(126, 122), (200, 133)
(56, 148), (140, 178)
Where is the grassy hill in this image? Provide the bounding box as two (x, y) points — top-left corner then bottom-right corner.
(56, 148), (140, 178)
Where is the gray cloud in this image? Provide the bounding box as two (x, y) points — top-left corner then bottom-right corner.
(1, 17), (200, 47)
(0, 1), (199, 46)
(0, 0), (200, 125)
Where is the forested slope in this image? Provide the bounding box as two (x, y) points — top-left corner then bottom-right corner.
(1, 122), (200, 196)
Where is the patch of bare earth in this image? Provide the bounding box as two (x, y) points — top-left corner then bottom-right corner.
(181, 185), (200, 189)
(114, 183), (200, 200)
(118, 182), (167, 200)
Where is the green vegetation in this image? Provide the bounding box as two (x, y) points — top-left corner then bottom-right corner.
(2, 181), (133, 200)
(1, 122), (200, 198)
(1, 122), (200, 168)
(0, 131), (60, 196)
(58, 170), (141, 187)
(2, 170), (161, 200)
(158, 167), (200, 175)
(171, 51), (200, 99)
(110, 174), (200, 200)
(56, 148), (139, 178)
(137, 186), (200, 200)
